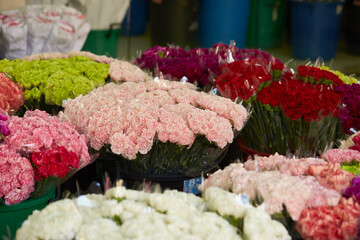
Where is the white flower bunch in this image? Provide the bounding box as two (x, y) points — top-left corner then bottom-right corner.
(16, 200), (83, 240)
(203, 187), (291, 240)
(16, 186), (241, 240)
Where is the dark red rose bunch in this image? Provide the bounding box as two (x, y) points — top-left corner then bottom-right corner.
(257, 73), (342, 122)
(298, 65), (343, 86)
(31, 145), (80, 181)
(239, 66), (344, 157)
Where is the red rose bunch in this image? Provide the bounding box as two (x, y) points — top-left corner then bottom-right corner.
(257, 73), (342, 122)
(298, 65), (343, 86)
(215, 58), (273, 101)
(31, 145), (79, 181)
(239, 66), (344, 157)
(0, 72), (24, 114)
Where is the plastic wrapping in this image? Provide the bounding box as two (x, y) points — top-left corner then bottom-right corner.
(67, 0), (129, 30)
(0, 4), (90, 59)
(99, 135), (231, 177)
(214, 58), (347, 158)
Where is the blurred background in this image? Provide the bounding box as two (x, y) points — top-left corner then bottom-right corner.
(1, 0), (360, 77)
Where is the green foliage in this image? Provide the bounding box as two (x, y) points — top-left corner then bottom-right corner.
(341, 161), (360, 175)
(240, 100), (344, 157)
(112, 215), (122, 225)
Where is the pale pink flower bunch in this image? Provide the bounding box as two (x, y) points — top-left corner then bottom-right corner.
(243, 153), (356, 196)
(5, 109), (90, 167)
(308, 163), (355, 194)
(243, 153), (327, 176)
(61, 79), (249, 159)
(21, 51), (111, 65)
(0, 145), (34, 205)
(322, 149), (360, 164)
(21, 51), (150, 83)
(108, 59), (151, 83)
(201, 163), (341, 221)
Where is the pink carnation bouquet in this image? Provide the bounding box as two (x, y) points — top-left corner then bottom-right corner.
(0, 110), (91, 205)
(60, 78), (250, 176)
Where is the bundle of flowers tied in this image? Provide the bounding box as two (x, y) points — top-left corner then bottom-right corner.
(134, 43), (283, 87)
(0, 51), (149, 115)
(0, 110), (91, 205)
(215, 59), (355, 157)
(59, 78), (250, 176)
(200, 144), (360, 239)
(15, 185), (290, 240)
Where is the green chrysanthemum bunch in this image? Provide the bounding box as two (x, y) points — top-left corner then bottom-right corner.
(0, 56), (109, 111)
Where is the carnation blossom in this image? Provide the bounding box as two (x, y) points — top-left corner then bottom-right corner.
(5, 109), (90, 167)
(322, 148), (360, 164)
(256, 74), (342, 122)
(61, 79), (249, 160)
(296, 198), (360, 240)
(335, 83), (360, 134)
(0, 110), (91, 204)
(297, 65), (343, 86)
(31, 145), (80, 181)
(215, 58), (273, 101)
(201, 162), (341, 221)
(0, 145), (34, 205)
(308, 163), (355, 194)
(344, 177), (360, 204)
(135, 44), (283, 87)
(0, 114), (10, 138)
(237, 65), (344, 158)
(0, 72), (24, 114)
(351, 134), (360, 152)
(243, 153), (327, 176)
(0, 51), (149, 114)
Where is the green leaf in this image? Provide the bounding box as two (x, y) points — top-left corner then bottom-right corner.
(112, 215), (122, 225)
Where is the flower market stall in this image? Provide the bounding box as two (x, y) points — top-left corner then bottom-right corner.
(59, 78), (249, 192)
(0, 42), (360, 239)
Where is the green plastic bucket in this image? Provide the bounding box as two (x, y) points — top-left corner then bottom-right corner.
(82, 25), (121, 58)
(0, 189), (56, 239)
(247, 0), (286, 48)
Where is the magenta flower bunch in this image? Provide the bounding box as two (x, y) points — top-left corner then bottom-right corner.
(134, 44), (283, 87)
